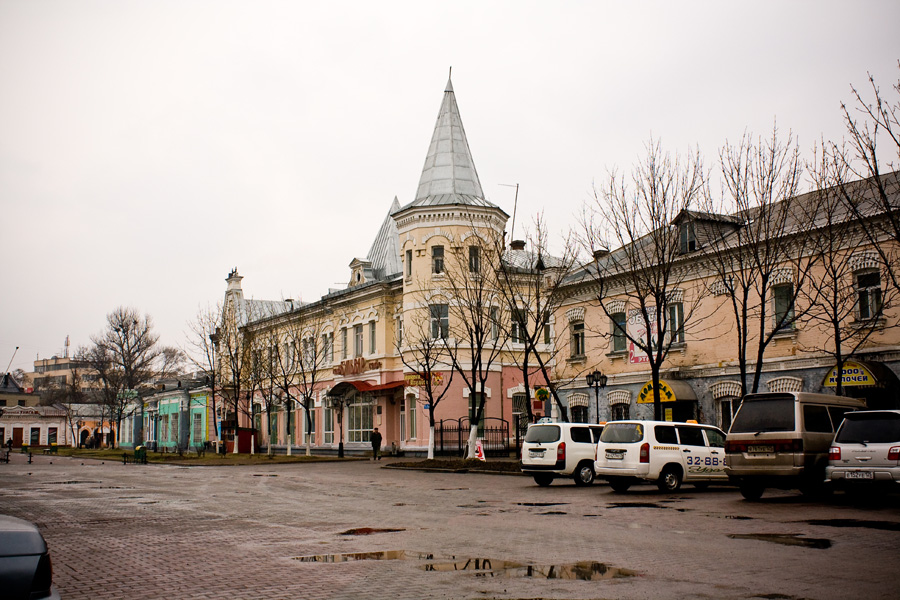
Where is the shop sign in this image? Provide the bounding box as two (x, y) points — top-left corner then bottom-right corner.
(824, 362), (876, 387)
(627, 308), (658, 365)
(333, 357), (382, 376)
(637, 380), (677, 404)
(535, 388), (550, 403)
(404, 372), (444, 387)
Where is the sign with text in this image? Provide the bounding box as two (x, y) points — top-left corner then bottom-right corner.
(404, 372), (444, 387)
(824, 362), (877, 387)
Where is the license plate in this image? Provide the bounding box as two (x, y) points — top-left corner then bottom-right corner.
(749, 445), (774, 454)
(605, 451), (624, 460)
(528, 450), (544, 458)
(845, 471), (873, 480)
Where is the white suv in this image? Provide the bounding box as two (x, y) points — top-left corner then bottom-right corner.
(826, 410), (900, 491)
(595, 420), (728, 492)
(521, 422), (605, 486)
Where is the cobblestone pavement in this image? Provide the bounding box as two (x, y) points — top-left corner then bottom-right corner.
(1, 452), (898, 600)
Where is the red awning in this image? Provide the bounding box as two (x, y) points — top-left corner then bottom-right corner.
(329, 380), (405, 396)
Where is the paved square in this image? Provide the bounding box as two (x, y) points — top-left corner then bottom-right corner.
(2, 452), (898, 599)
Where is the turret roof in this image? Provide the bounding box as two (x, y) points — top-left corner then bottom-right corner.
(400, 78), (499, 211)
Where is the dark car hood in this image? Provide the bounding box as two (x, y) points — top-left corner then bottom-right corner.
(0, 515), (48, 556)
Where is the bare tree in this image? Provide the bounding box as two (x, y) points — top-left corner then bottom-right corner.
(276, 303), (331, 456)
(582, 140), (709, 420)
(439, 221), (508, 458)
(495, 214), (581, 423)
(211, 298), (252, 453)
(88, 307), (161, 448)
(397, 300), (455, 459)
(800, 154), (899, 396)
(185, 303), (223, 443)
(826, 65), (900, 293)
(700, 127), (816, 395)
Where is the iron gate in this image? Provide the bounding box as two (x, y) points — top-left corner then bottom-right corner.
(436, 417), (509, 457)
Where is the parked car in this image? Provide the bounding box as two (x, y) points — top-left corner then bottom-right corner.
(594, 420), (728, 492)
(521, 422), (605, 486)
(826, 409), (900, 491)
(0, 515), (60, 600)
(724, 392), (866, 500)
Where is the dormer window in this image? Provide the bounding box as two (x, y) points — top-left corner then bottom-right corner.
(679, 221), (697, 254)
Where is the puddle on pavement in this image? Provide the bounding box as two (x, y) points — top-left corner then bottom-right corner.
(421, 558), (636, 580)
(340, 527), (406, 536)
(45, 480), (102, 485)
(805, 519), (900, 532)
(435, 488), (469, 491)
(293, 551), (636, 581)
(725, 515), (753, 520)
(608, 502), (666, 509)
(252, 474), (277, 477)
(539, 511), (568, 515)
(517, 502), (568, 507)
(728, 533), (831, 549)
(294, 550), (433, 562)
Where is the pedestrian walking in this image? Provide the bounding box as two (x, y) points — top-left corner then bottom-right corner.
(370, 427), (383, 460)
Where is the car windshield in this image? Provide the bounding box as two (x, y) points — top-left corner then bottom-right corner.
(524, 425), (560, 443)
(730, 397), (795, 433)
(600, 423), (644, 443)
(835, 412), (900, 444)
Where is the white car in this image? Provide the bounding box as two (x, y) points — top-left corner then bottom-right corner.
(521, 422), (605, 486)
(826, 410), (900, 490)
(595, 420), (728, 492)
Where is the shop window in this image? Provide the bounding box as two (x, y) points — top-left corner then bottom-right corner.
(48, 428), (57, 445)
(570, 321), (585, 358)
(323, 405), (334, 444)
(610, 311), (626, 352)
(432, 246), (444, 274)
(719, 397), (740, 432)
(400, 396), (407, 441)
(611, 403), (630, 421)
(30, 428), (40, 445)
(409, 397), (416, 439)
(430, 304), (449, 339)
(348, 400), (373, 442)
(856, 270), (882, 320)
(773, 283), (794, 331)
(571, 405), (589, 423)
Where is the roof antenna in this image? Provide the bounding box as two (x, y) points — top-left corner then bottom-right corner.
(5, 346), (18, 374)
(449, 66), (452, 79)
(499, 183), (519, 244)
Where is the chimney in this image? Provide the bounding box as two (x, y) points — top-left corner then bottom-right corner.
(510, 240), (526, 251)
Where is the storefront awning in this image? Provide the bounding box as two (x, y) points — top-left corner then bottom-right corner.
(636, 379), (697, 404)
(329, 380), (405, 397)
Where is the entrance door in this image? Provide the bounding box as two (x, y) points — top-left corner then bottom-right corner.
(13, 427), (23, 447)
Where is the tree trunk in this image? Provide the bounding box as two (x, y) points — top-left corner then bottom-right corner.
(428, 424), (435, 460)
(466, 424), (478, 459)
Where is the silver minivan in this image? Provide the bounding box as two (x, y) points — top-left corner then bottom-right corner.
(826, 410), (900, 491)
(725, 392), (866, 500)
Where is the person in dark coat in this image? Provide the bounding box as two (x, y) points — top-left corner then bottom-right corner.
(370, 428), (383, 460)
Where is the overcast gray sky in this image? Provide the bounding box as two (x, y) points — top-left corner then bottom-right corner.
(1, 1), (898, 375)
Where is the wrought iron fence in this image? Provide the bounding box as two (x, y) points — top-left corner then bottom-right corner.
(435, 417), (510, 457)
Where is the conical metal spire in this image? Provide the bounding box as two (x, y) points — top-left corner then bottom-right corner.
(407, 77), (495, 209)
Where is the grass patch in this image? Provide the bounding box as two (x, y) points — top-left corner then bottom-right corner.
(49, 448), (363, 466)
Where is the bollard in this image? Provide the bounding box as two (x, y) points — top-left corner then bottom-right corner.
(28, 452), (33, 464)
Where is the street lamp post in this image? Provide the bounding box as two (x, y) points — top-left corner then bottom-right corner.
(585, 369), (608, 424)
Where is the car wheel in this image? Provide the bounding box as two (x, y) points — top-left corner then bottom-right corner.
(573, 461), (595, 486)
(533, 474), (554, 487)
(739, 483), (764, 501)
(607, 477), (632, 493)
(657, 465), (683, 492)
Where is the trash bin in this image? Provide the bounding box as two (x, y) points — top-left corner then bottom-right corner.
(134, 446), (147, 464)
